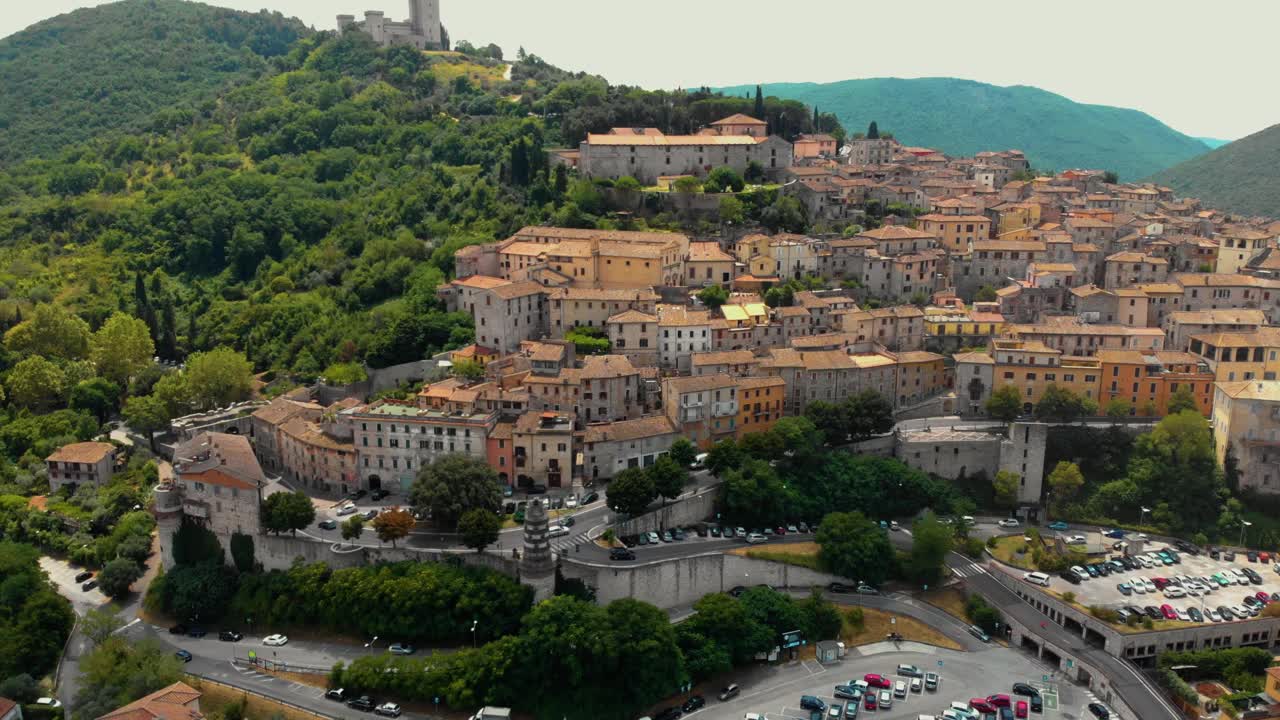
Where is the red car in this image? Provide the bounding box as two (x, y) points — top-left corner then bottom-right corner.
(1016, 700), (1029, 718)
(1160, 604), (1177, 620)
(864, 693), (877, 711)
(970, 699), (996, 714)
(1153, 577), (1170, 589)
(864, 674), (891, 689)
(775, 526), (787, 536)
(1262, 552), (1272, 563)
(1257, 591), (1271, 605)
(987, 694), (1012, 708)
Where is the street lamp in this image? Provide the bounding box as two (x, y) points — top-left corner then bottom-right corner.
(1240, 520), (1253, 548)
(364, 635), (379, 648)
(1139, 506), (1151, 527)
(471, 619), (478, 648)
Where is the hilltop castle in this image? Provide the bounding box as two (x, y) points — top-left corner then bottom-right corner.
(337, 0), (446, 50)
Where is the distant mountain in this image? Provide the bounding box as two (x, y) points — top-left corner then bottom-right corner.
(716, 77), (1210, 181)
(1148, 123), (1280, 218)
(1195, 137), (1231, 149)
(0, 0), (310, 164)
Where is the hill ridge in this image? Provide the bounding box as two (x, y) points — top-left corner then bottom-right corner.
(1148, 122), (1280, 218)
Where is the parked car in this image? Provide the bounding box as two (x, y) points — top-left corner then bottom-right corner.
(1015, 700), (1029, 719)
(175, 650), (192, 663)
(370, 488), (389, 501)
(833, 684), (859, 700)
(718, 684), (741, 701)
(1060, 569), (1082, 584)
(998, 518), (1020, 528)
(81, 580), (98, 592)
(896, 664), (924, 678)
(74, 571), (93, 583)
(336, 503), (356, 516)
(924, 672), (940, 691)
(968, 625), (991, 642)
(263, 634), (288, 646)
(347, 696), (376, 712)
(1087, 702), (1111, 719)
(218, 630), (243, 642)
(746, 532), (767, 544)
(653, 708), (682, 720)
(1160, 604), (1177, 620)
(318, 519), (337, 530)
(581, 491), (599, 505)
(374, 702), (401, 717)
(1047, 521), (1069, 531)
(187, 627), (206, 638)
(877, 690), (892, 709)
(681, 696), (705, 713)
(864, 674), (891, 689)
(610, 548), (636, 561)
(325, 689), (347, 702)
(169, 624), (188, 635)
(389, 643), (414, 655)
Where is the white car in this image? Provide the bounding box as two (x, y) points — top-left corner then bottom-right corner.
(34, 699), (63, 709)
(547, 524), (570, 538)
(1176, 608), (1190, 621)
(1131, 581), (1146, 594)
(1071, 565), (1088, 578)
(1136, 556), (1152, 568)
(1232, 605), (1253, 618)
(998, 518), (1020, 528)
(1142, 578), (1157, 593)
(1163, 587), (1186, 599)
(564, 494), (578, 508)
(746, 532), (767, 544)
(263, 634), (289, 646)
(336, 502), (356, 516)
(1206, 608), (1222, 622)
(646, 531), (660, 544)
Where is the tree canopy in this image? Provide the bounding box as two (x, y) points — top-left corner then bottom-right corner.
(411, 454), (502, 529)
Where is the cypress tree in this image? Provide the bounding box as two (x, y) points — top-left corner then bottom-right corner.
(754, 85), (765, 119)
(868, 121), (880, 140)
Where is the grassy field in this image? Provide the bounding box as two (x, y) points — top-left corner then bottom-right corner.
(838, 604), (961, 651)
(989, 536), (1038, 570)
(187, 676), (330, 720)
(920, 587), (970, 623)
(729, 541), (825, 570)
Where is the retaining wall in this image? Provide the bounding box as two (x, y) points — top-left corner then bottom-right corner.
(613, 485), (719, 537)
(252, 533), (519, 577)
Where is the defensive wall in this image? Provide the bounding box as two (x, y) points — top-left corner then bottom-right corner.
(251, 533), (519, 576)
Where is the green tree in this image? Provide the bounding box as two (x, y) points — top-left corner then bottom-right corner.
(867, 121), (880, 139)
(1105, 397), (1133, 420)
(605, 467), (656, 517)
(974, 285), (998, 302)
(816, 511), (894, 585)
(458, 508), (501, 552)
(341, 515), (365, 541)
(183, 347), (253, 409)
(704, 166), (745, 193)
(122, 394), (170, 452)
(230, 532), (255, 572)
(1034, 384), (1096, 422)
(452, 358), (485, 381)
(672, 176), (702, 193)
(82, 605), (126, 646)
(696, 283), (729, 309)
(993, 470), (1020, 509)
(155, 562), (237, 621)
(3, 304), (91, 360)
(5, 355), (68, 410)
(907, 513), (953, 585)
(261, 491), (316, 536)
(69, 377), (121, 422)
(1168, 386), (1198, 414)
(666, 437), (698, 469)
(372, 506), (415, 547)
(410, 454), (501, 529)
(649, 455), (688, 505)
(704, 438), (744, 475)
(98, 557), (143, 598)
(718, 195), (746, 225)
(1124, 411), (1223, 531)
(719, 459), (790, 528)
(985, 385), (1024, 423)
(73, 637), (183, 720)
(1047, 461), (1085, 514)
(90, 312), (156, 385)
(797, 589), (844, 641)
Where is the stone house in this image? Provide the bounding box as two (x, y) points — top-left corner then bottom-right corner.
(46, 442), (115, 493)
(582, 415), (679, 483)
(606, 309), (659, 367)
(662, 375), (739, 449)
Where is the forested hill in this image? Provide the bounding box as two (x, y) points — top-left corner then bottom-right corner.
(0, 0), (311, 164)
(0, 26), (835, 446)
(716, 77), (1210, 180)
(1148, 123), (1280, 218)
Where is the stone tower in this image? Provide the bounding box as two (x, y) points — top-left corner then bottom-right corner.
(409, 0), (441, 47)
(520, 499), (556, 603)
(152, 478), (184, 571)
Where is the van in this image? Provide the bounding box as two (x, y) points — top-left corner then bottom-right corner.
(950, 702), (976, 718)
(1023, 571), (1051, 587)
(800, 696), (826, 712)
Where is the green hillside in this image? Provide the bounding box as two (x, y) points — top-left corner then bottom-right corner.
(717, 77), (1210, 181)
(0, 0), (310, 164)
(1149, 123), (1280, 217)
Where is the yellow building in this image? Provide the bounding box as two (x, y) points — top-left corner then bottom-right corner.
(1212, 381), (1280, 494)
(917, 214), (993, 254)
(721, 302), (769, 328)
(735, 376), (786, 440)
(990, 338), (1101, 412)
(991, 202), (1041, 236)
(1187, 328), (1280, 382)
(685, 242), (736, 288)
(923, 307), (1006, 340)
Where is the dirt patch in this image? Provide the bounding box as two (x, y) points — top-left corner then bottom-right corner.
(838, 604), (962, 651)
(728, 542), (824, 571)
(920, 586), (970, 623)
(257, 665), (329, 688)
(27, 495), (47, 510)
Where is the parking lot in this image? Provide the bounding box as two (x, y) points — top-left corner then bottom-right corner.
(1029, 536), (1280, 626)
(683, 643), (1093, 720)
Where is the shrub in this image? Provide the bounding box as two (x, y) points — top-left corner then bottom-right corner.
(986, 536), (999, 549)
(1061, 591), (1076, 604)
(1088, 605), (1119, 623)
(321, 362), (367, 385)
(845, 607), (865, 633)
(963, 537), (985, 558)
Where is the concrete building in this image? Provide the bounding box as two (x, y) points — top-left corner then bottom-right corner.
(1163, 309), (1267, 353)
(337, 0), (443, 49)
(895, 422), (1046, 506)
(895, 350), (948, 406)
(988, 339), (1102, 413)
(512, 411), (576, 489)
(1102, 252), (1169, 289)
(1173, 273), (1280, 325)
(446, 276), (547, 354)
(249, 395), (323, 473)
(1187, 328), (1280, 382)
(760, 347), (898, 415)
(836, 306), (925, 351)
(662, 375), (739, 449)
(155, 433), (281, 570)
(1070, 286), (1150, 327)
(576, 120), (793, 184)
(691, 349), (760, 377)
(950, 239), (1047, 299)
(524, 355), (641, 424)
(46, 442), (115, 493)
(657, 304), (712, 372)
(955, 351), (996, 415)
(1006, 318), (1165, 356)
(847, 138), (896, 165)
(1215, 227), (1274, 274)
(606, 309), (659, 367)
(1213, 381), (1280, 493)
(582, 415), (679, 482)
(346, 400), (496, 493)
(278, 415), (358, 495)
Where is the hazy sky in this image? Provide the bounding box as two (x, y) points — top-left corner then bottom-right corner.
(5, 0), (1277, 140)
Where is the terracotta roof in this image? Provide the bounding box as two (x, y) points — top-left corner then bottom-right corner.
(47, 441), (114, 464)
(453, 275), (508, 290)
(549, 287), (660, 301)
(896, 351), (946, 364)
(776, 305), (812, 317)
(1106, 251), (1167, 264)
(97, 681), (203, 720)
(687, 242), (735, 263)
(1166, 309), (1267, 325)
(1174, 273), (1280, 288)
(1216, 380), (1280, 402)
(580, 355), (638, 379)
(251, 396), (322, 426)
(919, 214), (991, 223)
(856, 225), (935, 241)
(972, 240), (1045, 252)
(735, 376), (785, 390)
(608, 309), (658, 324)
(491, 281), (546, 300)
(710, 113), (766, 126)
(1032, 263), (1078, 273)
(664, 375), (738, 393)
(588, 133), (759, 147)
(280, 417), (354, 453)
(173, 433), (266, 491)
(499, 241), (548, 257)
(1190, 328), (1280, 348)
(512, 227), (687, 244)
(584, 415), (677, 443)
(691, 350), (757, 367)
(954, 352), (995, 364)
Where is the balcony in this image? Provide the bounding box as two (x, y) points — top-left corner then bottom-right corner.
(712, 402), (737, 417)
(181, 501), (209, 519)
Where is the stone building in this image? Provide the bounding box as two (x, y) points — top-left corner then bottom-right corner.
(346, 400), (496, 493)
(582, 415), (679, 482)
(337, 0), (444, 49)
(575, 117), (793, 184)
(662, 375), (739, 449)
(657, 304), (712, 371)
(512, 411), (576, 489)
(1102, 252), (1169, 289)
(278, 414), (358, 495)
(760, 348), (898, 415)
(606, 309), (659, 367)
(1212, 381), (1280, 494)
(155, 433), (283, 570)
(46, 442), (115, 493)
(521, 499), (556, 602)
(1163, 309), (1267, 353)
(549, 287), (661, 335)
(249, 394), (323, 473)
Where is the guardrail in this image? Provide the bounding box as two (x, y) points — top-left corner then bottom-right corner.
(235, 655), (331, 675)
